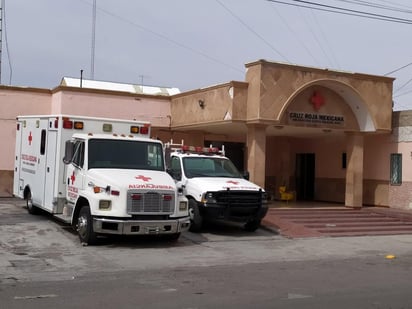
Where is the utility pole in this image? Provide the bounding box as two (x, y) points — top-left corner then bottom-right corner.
(139, 74), (150, 86)
(90, 0), (96, 80)
(0, 0), (3, 84)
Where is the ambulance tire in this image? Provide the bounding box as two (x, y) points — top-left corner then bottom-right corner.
(77, 205), (97, 246)
(26, 191), (39, 215)
(188, 199), (203, 233)
(244, 219), (261, 232)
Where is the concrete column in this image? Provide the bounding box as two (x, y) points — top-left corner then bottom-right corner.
(246, 124), (267, 188)
(345, 133), (364, 208)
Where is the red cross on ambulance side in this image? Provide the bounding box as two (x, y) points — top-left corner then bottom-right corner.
(71, 171), (76, 184)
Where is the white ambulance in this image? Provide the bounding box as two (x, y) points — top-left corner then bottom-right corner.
(13, 115), (190, 245)
(165, 142), (268, 232)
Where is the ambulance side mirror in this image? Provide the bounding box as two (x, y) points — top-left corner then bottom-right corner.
(63, 141), (75, 164)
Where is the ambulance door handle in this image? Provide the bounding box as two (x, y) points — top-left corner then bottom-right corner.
(47, 167), (50, 173)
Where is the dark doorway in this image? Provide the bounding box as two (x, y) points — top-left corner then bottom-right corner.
(295, 153), (315, 200)
(204, 141), (245, 172)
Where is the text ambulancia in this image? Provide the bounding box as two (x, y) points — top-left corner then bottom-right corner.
(13, 115), (190, 245)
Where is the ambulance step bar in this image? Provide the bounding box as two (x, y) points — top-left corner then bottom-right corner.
(53, 204), (73, 224)
(54, 214), (72, 224)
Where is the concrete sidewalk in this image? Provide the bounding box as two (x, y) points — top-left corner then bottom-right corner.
(262, 201), (412, 238)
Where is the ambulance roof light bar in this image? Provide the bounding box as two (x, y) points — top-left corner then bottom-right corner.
(165, 139), (225, 156)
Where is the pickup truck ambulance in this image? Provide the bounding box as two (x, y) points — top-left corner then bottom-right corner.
(165, 142), (268, 232)
(13, 115), (190, 245)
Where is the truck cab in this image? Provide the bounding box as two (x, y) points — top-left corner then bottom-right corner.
(165, 144), (268, 232)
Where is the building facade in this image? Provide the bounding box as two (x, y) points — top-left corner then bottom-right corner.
(2, 60), (411, 210)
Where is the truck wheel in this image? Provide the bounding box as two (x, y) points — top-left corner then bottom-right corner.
(26, 191), (39, 215)
(188, 199), (203, 233)
(164, 233), (181, 242)
(77, 205), (97, 246)
(244, 219), (261, 232)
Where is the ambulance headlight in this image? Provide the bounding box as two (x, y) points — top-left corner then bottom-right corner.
(179, 201), (188, 211)
(99, 200), (111, 210)
(201, 192), (217, 204)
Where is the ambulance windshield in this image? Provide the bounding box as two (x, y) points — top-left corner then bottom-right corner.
(88, 139), (164, 171)
(182, 157), (242, 178)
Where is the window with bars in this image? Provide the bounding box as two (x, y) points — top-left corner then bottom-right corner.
(390, 153), (402, 185)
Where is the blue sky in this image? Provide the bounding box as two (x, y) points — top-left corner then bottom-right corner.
(2, 0), (412, 110)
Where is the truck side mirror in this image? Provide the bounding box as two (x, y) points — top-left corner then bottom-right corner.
(243, 171), (250, 180)
(167, 168), (182, 181)
(63, 140), (75, 164)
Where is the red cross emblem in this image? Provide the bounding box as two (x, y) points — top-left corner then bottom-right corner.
(135, 175), (151, 182)
(71, 171), (76, 184)
(28, 132), (33, 145)
(227, 180), (239, 185)
(310, 91), (325, 111)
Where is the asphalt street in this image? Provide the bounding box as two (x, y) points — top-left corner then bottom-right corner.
(1, 197), (412, 308)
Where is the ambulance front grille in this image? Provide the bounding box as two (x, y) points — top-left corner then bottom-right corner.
(127, 190), (175, 214)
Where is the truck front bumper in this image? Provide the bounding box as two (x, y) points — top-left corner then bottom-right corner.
(92, 217), (190, 235)
(200, 204), (268, 222)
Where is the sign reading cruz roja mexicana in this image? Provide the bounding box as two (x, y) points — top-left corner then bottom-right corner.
(288, 111), (345, 126)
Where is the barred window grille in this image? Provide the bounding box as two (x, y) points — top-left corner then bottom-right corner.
(390, 153), (402, 185)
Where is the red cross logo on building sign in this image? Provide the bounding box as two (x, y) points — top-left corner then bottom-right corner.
(28, 132), (33, 145)
(71, 171), (76, 184)
(227, 180), (239, 185)
(135, 175), (152, 182)
(310, 91), (325, 111)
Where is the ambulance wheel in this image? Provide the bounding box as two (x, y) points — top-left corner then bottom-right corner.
(26, 191), (39, 215)
(244, 219), (261, 232)
(188, 199), (203, 233)
(77, 205), (97, 246)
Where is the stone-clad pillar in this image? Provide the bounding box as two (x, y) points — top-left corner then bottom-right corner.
(345, 133), (364, 208)
(246, 124), (267, 188)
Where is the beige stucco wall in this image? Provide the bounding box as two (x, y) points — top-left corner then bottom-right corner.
(245, 60), (394, 131)
(52, 87), (172, 128)
(171, 81), (248, 129)
(0, 86), (51, 196)
(0, 87), (51, 171)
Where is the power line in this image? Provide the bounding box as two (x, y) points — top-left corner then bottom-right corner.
(299, 7), (337, 68)
(215, 0), (290, 62)
(334, 0), (412, 14)
(394, 87), (412, 98)
(309, 8), (341, 68)
(292, 0), (412, 22)
(78, 0), (244, 75)
(269, 5), (321, 65)
(384, 62), (412, 75)
(395, 76), (412, 93)
(90, 0), (96, 80)
(266, 0), (412, 24)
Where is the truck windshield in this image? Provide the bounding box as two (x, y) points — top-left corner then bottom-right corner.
(182, 157), (242, 178)
(88, 139), (164, 171)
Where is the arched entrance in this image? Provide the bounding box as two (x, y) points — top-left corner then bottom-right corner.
(267, 80), (376, 206)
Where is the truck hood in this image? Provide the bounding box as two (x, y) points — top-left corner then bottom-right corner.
(186, 177), (262, 192)
(87, 169), (176, 191)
